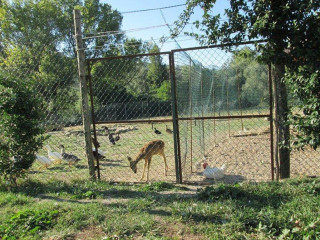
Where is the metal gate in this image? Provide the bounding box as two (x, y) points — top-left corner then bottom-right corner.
(172, 43), (273, 183)
(87, 42), (274, 183)
(87, 52), (181, 182)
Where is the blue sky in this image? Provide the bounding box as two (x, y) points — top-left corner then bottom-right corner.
(101, 0), (229, 52)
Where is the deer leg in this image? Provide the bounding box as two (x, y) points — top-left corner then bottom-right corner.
(146, 157), (152, 182)
(160, 150), (168, 176)
(140, 159), (148, 181)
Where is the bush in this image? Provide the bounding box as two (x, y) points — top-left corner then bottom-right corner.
(0, 75), (45, 185)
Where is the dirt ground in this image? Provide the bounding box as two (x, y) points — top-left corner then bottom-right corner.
(182, 131), (320, 184)
(96, 128), (319, 184)
(32, 123), (320, 185)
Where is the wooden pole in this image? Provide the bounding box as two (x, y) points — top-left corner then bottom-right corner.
(74, 9), (96, 180)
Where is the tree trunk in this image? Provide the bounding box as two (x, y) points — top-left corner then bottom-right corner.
(272, 63), (290, 179)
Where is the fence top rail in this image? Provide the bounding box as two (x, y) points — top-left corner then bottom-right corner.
(87, 40), (267, 63)
(87, 51), (171, 63)
(171, 40), (267, 53)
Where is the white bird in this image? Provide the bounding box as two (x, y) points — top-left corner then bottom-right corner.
(92, 147), (106, 156)
(45, 145), (63, 164)
(35, 154), (53, 169)
(202, 163), (227, 180)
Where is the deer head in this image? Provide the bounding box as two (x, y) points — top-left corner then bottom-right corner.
(127, 156), (137, 173)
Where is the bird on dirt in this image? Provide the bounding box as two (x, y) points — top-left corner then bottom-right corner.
(59, 145), (81, 167)
(166, 125), (173, 134)
(104, 126), (116, 145)
(108, 134), (116, 145)
(114, 133), (120, 142)
(202, 163), (226, 180)
(154, 128), (162, 135)
(91, 137), (106, 160)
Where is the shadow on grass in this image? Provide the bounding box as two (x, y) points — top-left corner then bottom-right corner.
(196, 183), (290, 210)
(0, 180), (196, 203)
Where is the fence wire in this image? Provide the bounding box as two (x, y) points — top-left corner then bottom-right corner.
(0, 41), (89, 182)
(1, 39), (319, 184)
(88, 53), (176, 182)
(173, 43), (319, 183)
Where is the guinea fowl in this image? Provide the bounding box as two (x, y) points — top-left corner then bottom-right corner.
(114, 133), (120, 142)
(104, 126), (116, 145)
(202, 163), (226, 180)
(154, 128), (162, 135)
(166, 125), (173, 134)
(59, 145), (81, 167)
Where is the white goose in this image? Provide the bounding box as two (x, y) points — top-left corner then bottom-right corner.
(45, 145), (63, 164)
(35, 154), (53, 169)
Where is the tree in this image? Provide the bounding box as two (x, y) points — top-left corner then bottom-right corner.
(147, 45), (170, 100)
(0, 74), (45, 185)
(0, 0), (124, 126)
(174, 0), (320, 179)
(228, 48), (269, 108)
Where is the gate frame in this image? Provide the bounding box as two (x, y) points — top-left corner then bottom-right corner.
(170, 40), (274, 182)
(86, 40), (274, 183)
(86, 51), (183, 183)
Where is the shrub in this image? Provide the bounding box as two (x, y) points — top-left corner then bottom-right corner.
(0, 75), (45, 185)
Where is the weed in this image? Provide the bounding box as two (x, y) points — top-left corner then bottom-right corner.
(0, 209), (59, 239)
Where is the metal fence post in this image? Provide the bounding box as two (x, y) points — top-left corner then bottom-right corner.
(169, 52), (182, 184)
(74, 9), (96, 180)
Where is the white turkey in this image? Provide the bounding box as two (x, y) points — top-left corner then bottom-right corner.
(202, 163), (226, 180)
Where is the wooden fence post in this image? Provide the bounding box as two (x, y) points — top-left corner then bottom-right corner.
(74, 9), (96, 180)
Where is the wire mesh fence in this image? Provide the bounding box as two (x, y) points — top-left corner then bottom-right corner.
(1, 38), (319, 184)
(173, 43), (273, 183)
(173, 43), (320, 183)
(88, 53), (177, 182)
(0, 40), (90, 182)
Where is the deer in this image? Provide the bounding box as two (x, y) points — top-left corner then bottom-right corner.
(127, 140), (168, 182)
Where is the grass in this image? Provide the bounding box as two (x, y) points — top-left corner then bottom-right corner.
(0, 177), (319, 239)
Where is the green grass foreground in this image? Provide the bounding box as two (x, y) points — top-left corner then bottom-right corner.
(0, 178), (319, 239)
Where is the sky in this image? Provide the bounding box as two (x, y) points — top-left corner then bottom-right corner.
(100, 0), (229, 52)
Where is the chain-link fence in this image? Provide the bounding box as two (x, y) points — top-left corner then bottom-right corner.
(172, 43), (319, 183)
(173, 43), (273, 183)
(0, 40), (90, 182)
(87, 42), (320, 184)
(1, 38), (318, 184)
(87, 53), (177, 182)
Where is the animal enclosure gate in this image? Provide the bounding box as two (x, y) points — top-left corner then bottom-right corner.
(87, 42), (276, 183)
